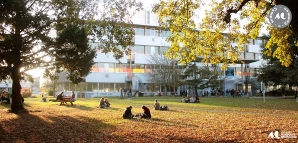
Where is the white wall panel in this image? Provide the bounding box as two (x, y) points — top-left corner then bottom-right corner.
(86, 73), (128, 83)
(94, 52), (127, 63)
(134, 35), (171, 47)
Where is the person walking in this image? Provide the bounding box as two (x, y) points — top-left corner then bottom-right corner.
(120, 86), (124, 99)
(281, 87), (285, 99)
(129, 86), (132, 99)
(124, 88), (127, 97)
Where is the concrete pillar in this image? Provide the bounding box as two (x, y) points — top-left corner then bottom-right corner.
(241, 63), (244, 91)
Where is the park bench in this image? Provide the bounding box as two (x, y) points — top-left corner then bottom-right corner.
(58, 97), (75, 106)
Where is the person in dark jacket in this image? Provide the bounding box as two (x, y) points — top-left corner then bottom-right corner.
(140, 106), (151, 119)
(123, 106), (134, 119)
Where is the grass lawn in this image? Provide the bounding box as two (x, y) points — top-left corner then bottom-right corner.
(0, 96), (297, 142)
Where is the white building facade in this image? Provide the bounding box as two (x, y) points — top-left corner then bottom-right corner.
(55, 8), (264, 98)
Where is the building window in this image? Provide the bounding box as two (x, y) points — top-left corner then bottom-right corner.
(145, 46), (151, 54)
(116, 64), (129, 73)
(98, 63), (105, 72)
(131, 45), (144, 54)
(134, 28), (144, 35)
(116, 64), (120, 72)
(132, 64), (136, 73)
(70, 83), (75, 91)
(147, 10), (150, 24)
(161, 30), (171, 37)
(248, 39), (253, 45)
(160, 47), (168, 54)
(155, 29), (160, 37)
(154, 47), (160, 55)
(87, 83), (93, 91)
(99, 83), (103, 92)
(109, 63), (115, 72)
(81, 82), (86, 92)
(103, 83), (109, 92)
(146, 28), (155, 36)
(255, 39), (263, 45)
(91, 63), (98, 72)
(109, 83), (114, 92)
(146, 65), (152, 73)
(140, 65), (145, 73)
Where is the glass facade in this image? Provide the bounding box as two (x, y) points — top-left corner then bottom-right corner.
(146, 28), (155, 36)
(55, 25), (262, 97)
(161, 30), (171, 37)
(134, 27), (144, 35)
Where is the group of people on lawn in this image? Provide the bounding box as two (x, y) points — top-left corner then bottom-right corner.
(1, 90), (24, 104)
(181, 95), (200, 103)
(1, 91), (11, 103)
(96, 98), (168, 119)
(51, 91), (76, 102)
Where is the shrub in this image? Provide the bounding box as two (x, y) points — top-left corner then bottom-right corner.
(7, 92), (12, 98)
(48, 89), (53, 96)
(31, 95), (37, 98)
(21, 88), (32, 98)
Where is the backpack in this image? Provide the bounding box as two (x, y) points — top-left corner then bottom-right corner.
(160, 105), (168, 110)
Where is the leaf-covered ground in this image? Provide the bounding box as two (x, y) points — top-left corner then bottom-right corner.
(0, 97), (297, 142)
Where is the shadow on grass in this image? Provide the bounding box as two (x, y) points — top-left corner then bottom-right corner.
(64, 104), (94, 111)
(97, 107), (120, 111)
(0, 103), (30, 109)
(0, 109), (116, 142)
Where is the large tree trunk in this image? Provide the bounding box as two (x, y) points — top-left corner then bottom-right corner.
(11, 9), (24, 112)
(11, 62), (23, 112)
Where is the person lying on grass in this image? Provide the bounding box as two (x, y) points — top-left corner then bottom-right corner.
(97, 97), (109, 108)
(123, 106), (134, 119)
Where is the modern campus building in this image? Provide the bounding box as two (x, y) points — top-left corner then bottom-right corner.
(55, 8), (264, 98)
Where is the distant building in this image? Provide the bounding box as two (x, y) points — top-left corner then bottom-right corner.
(55, 8), (263, 97)
(0, 79), (32, 93)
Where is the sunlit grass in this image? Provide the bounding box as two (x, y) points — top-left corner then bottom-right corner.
(0, 96), (297, 142)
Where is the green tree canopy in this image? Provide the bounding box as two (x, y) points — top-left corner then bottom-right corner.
(258, 35), (298, 86)
(0, 0), (142, 111)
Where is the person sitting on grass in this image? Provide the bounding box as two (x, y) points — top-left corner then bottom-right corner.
(187, 95), (191, 103)
(71, 91), (76, 101)
(56, 91), (64, 101)
(181, 96), (187, 103)
(123, 106), (134, 119)
(140, 106), (151, 119)
(189, 96), (195, 103)
(97, 97), (108, 108)
(154, 99), (160, 110)
(104, 98), (110, 107)
(1, 91), (10, 104)
(195, 94), (200, 103)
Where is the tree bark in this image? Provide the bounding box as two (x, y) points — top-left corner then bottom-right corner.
(11, 65), (24, 112)
(11, 8), (24, 112)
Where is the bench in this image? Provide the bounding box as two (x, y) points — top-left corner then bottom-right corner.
(58, 97), (75, 106)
